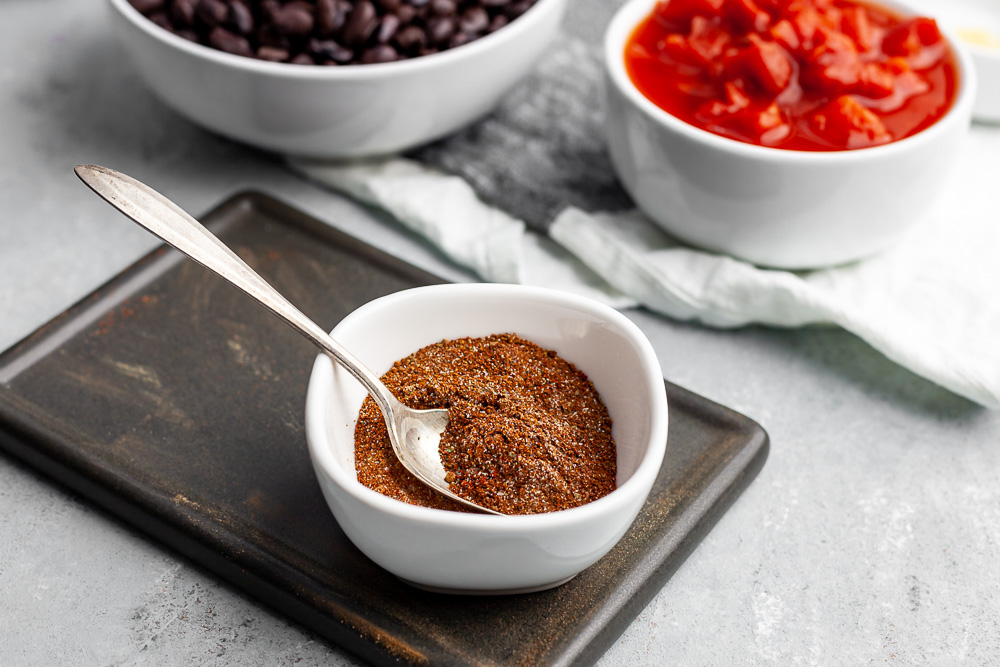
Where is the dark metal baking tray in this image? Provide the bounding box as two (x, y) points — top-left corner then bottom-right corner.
(0, 192), (768, 666)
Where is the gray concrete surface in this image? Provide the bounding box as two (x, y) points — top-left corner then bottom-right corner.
(2, 1), (999, 665)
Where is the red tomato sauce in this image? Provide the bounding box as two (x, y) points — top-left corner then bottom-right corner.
(624, 0), (960, 151)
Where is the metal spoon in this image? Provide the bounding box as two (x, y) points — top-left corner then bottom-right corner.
(74, 164), (501, 516)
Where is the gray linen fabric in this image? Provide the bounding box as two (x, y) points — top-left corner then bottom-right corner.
(411, 1), (635, 233)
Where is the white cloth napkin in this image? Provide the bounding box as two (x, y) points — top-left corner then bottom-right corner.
(290, 123), (1000, 409)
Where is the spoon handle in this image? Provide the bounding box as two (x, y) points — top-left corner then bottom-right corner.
(74, 164), (394, 413)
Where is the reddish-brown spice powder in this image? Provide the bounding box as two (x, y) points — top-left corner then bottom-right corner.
(353, 333), (617, 515)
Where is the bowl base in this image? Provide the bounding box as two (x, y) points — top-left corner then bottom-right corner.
(399, 573), (578, 596)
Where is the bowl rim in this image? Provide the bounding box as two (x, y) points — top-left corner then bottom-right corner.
(107, 0), (566, 80)
(603, 0), (978, 162)
(305, 283), (669, 530)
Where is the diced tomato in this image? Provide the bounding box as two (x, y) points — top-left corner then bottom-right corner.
(688, 15), (733, 64)
(882, 17), (945, 69)
(857, 62), (894, 98)
(757, 103), (792, 145)
(770, 19), (801, 52)
(786, 5), (824, 49)
(841, 6), (874, 52)
(884, 56), (908, 75)
(726, 80), (752, 109)
(727, 0), (772, 33)
(802, 29), (860, 92)
(655, 0), (726, 31)
(759, 102), (784, 128)
(700, 80), (752, 116)
(752, 102), (785, 134)
(892, 68), (930, 100)
(658, 33), (699, 66)
(882, 17), (941, 56)
(730, 34), (794, 94)
(810, 95), (891, 148)
(741, 102), (791, 144)
(854, 57), (929, 111)
(816, 4), (842, 34)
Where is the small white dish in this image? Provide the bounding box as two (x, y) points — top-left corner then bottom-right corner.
(106, 0), (566, 158)
(603, 0), (977, 269)
(910, 0), (1000, 122)
(305, 284), (668, 593)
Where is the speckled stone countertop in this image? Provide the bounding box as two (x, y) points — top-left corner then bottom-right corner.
(2, 1), (999, 665)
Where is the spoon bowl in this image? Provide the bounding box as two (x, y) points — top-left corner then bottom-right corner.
(73, 164), (499, 515)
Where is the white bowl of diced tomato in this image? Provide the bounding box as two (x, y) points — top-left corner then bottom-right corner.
(604, 0), (976, 269)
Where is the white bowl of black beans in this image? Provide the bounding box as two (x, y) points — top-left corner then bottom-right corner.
(107, 0), (566, 158)
(304, 284), (669, 593)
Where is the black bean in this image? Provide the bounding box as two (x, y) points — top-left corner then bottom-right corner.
(258, 0), (281, 20)
(170, 0), (197, 27)
(196, 0), (228, 27)
(257, 45), (289, 61)
(393, 24), (426, 52)
(149, 11), (171, 29)
(272, 4), (314, 36)
(316, 0), (346, 36)
(503, 0), (532, 19)
(290, 52), (315, 64)
(458, 6), (488, 33)
(361, 44), (399, 63)
(374, 0), (402, 11)
(394, 4), (417, 24)
(479, 0), (510, 6)
(425, 15), (455, 46)
(309, 38), (354, 63)
(487, 13), (508, 32)
(129, 0), (165, 15)
(430, 0), (457, 16)
(209, 26), (253, 56)
(257, 21), (290, 48)
(376, 14), (400, 44)
(449, 30), (473, 49)
(342, 0), (378, 48)
(227, 1), (254, 35)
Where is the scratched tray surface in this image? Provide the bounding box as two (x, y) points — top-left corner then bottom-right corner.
(0, 192), (768, 666)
